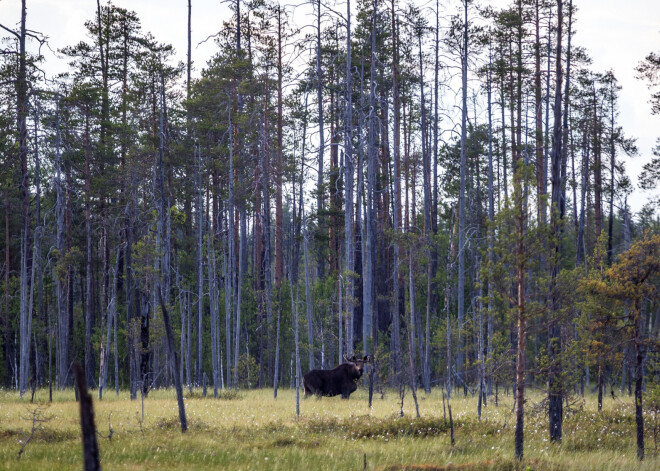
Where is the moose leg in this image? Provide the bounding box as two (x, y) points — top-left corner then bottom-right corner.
(342, 382), (358, 399)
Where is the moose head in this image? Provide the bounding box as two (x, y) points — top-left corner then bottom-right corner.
(342, 354), (373, 378)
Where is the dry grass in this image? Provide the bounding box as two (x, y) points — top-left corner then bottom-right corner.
(0, 386), (656, 470)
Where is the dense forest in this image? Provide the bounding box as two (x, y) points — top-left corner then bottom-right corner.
(1, 0), (659, 462)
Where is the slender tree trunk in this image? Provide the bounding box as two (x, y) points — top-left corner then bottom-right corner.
(54, 97), (68, 390)
(158, 291), (187, 432)
(548, 0), (564, 444)
(17, 0), (30, 397)
(274, 6), (284, 289)
(363, 0), (378, 361)
(84, 108), (94, 389)
(514, 189), (527, 461)
(303, 223), (314, 371)
(457, 0), (469, 388)
(634, 299), (645, 461)
(390, 0), (402, 382)
(487, 46), (495, 396)
(607, 80), (616, 266)
(418, 20), (432, 395)
(344, 0), (355, 356)
(227, 112), (235, 389)
(316, 0), (325, 280)
(535, 0), (546, 225)
(196, 143), (204, 386)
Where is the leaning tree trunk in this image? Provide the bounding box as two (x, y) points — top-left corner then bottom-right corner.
(158, 291), (187, 433)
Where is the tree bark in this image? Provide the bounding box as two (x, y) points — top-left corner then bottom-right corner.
(548, 0), (564, 443)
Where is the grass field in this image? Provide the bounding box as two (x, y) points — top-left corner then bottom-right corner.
(0, 385), (656, 470)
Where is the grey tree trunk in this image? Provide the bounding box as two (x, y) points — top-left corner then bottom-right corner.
(209, 229), (219, 398)
(390, 0), (402, 382)
(548, 0), (564, 444)
(363, 0), (378, 360)
(82, 104), (94, 389)
(196, 142), (204, 386)
(303, 221), (314, 371)
(408, 248), (417, 391)
(316, 0), (325, 280)
(227, 111), (235, 389)
(577, 132), (589, 265)
(291, 266), (301, 416)
(99, 247), (120, 400)
(260, 105), (274, 383)
(514, 183), (527, 461)
(457, 0), (469, 391)
(234, 203), (246, 387)
(487, 45), (495, 397)
(17, 0), (30, 397)
(344, 0), (355, 356)
(418, 21), (432, 395)
(607, 78), (615, 265)
(273, 301), (281, 398)
(54, 97), (68, 390)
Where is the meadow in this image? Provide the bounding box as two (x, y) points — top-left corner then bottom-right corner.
(0, 385), (656, 470)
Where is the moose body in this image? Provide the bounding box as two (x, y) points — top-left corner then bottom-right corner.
(302, 355), (370, 399)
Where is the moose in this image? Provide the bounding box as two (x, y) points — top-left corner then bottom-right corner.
(302, 354), (372, 399)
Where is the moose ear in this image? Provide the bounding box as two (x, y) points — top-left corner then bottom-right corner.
(363, 355), (369, 362)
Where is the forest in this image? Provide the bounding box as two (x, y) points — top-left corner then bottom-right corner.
(0, 0), (659, 467)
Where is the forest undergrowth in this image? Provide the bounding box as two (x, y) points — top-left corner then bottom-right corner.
(0, 387), (656, 470)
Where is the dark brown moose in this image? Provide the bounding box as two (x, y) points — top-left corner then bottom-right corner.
(302, 354), (372, 399)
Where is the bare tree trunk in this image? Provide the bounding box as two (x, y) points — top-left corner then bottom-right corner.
(606, 78), (616, 265)
(209, 229), (219, 398)
(487, 46), (495, 397)
(196, 143), (204, 386)
(158, 291), (187, 432)
(577, 131), (589, 265)
(390, 0), (402, 382)
(344, 0), (355, 357)
(417, 18), (432, 395)
(274, 5), (284, 289)
(363, 0), (378, 362)
(457, 0), (469, 387)
(233, 204), (246, 387)
(84, 107), (94, 389)
(273, 301), (281, 398)
(17, 0), (30, 397)
(535, 0), (546, 225)
(634, 299), (644, 461)
(54, 97), (68, 390)
(303, 222), (314, 371)
(514, 163), (528, 461)
(548, 0), (564, 443)
(316, 0), (325, 280)
(227, 112), (235, 389)
(4, 189), (11, 390)
(99, 247), (120, 400)
(74, 363), (100, 471)
(408, 248), (417, 392)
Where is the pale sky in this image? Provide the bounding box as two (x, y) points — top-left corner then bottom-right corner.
(1, 0), (659, 213)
